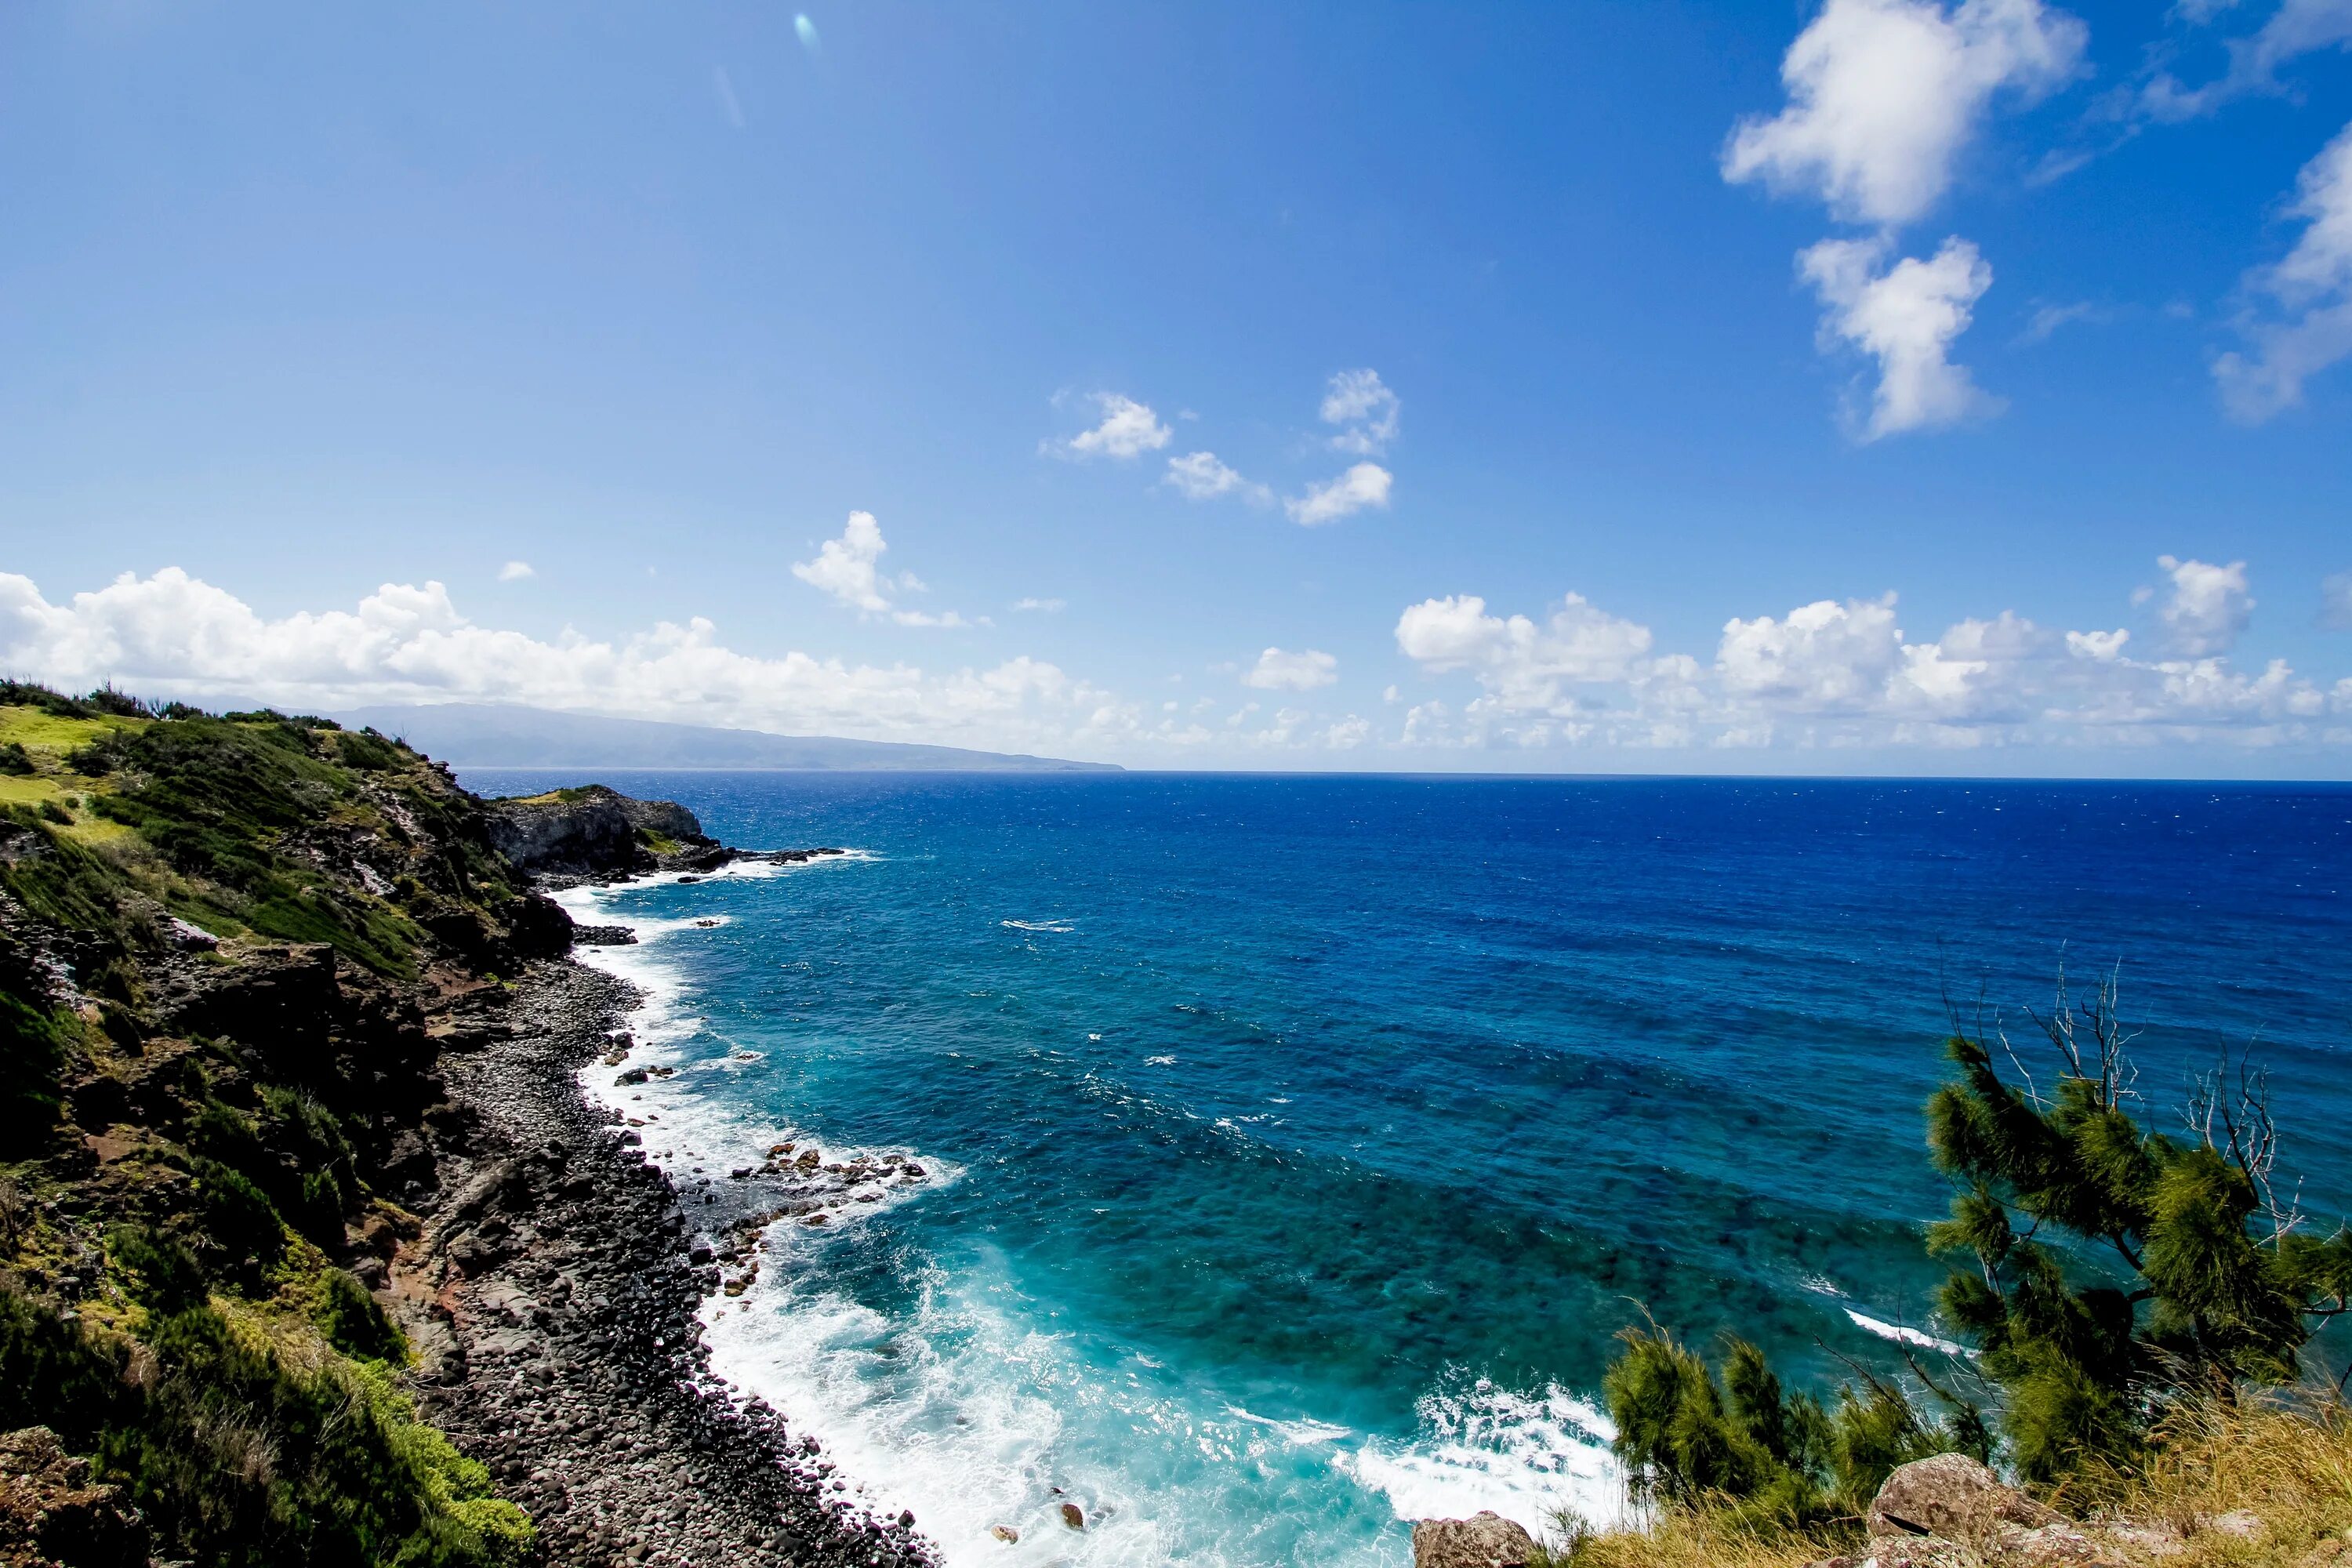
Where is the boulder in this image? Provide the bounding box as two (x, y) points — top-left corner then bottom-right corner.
(1869, 1454), (2056, 1541)
(1411, 1511), (1538, 1568)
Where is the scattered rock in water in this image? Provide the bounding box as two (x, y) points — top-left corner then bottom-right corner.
(1060, 1502), (1085, 1530)
(990, 1525), (1019, 1544)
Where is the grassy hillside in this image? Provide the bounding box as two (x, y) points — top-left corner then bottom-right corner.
(0, 682), (568, 1566)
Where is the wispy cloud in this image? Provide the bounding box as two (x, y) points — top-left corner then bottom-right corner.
(712, 66), (746, 129)
(1318, 368), (1400, 456)
(1163, 451), (1272, 504)
(497, 560), (535, 582)
(2214, 118), (2352, 422)
(1240, 647), (1339, 690)
(1285, 462), (1392, 526)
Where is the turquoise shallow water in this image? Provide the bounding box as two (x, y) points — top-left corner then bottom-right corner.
(464, 771), (2352, 1567)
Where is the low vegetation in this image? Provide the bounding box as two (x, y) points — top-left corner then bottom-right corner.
(1582, 969), (2352, 1568)
(0, 683), (563, 1565)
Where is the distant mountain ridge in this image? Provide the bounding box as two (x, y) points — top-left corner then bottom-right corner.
(334, 703), (1120, 772)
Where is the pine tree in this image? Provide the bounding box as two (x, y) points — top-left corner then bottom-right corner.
(1927, 964), (2352, 1481)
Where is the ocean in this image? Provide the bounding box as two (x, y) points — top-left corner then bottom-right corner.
(458, 771), (2352, 1568)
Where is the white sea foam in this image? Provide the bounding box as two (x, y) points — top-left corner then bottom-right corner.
(1335, 1376), (1628, 1537)
(1844, 1309), (1972, 1358)
(1001, 919), (1076, 933)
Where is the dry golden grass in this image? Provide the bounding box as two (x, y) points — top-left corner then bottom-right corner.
(1557, 1393), (2352, 1568)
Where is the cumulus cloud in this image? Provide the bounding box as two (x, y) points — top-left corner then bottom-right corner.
(1163, 451), (1272, 504)
(1802, 235), (2002, 437)
(789, 511), (984, 627)
(1396, 593), (1656, 716)
(2155, 554), (2253, 655)
(2139, 0), (2352, 121)
(1723, 0), (2086, 227)
(0, 568), (1112, 751)
(1319, 368), (1400, 456)
(498, 561), (535, 582)
(1044, 392), (1171, 461)
(1393, 557), (2345, 750)
(1286, 463), (1393, 526)
(792, 511), (895, 613)
(1324, 716), (1373, 749)
(1241, 647), (1340, 691)
(2214, 119), (2352, 422)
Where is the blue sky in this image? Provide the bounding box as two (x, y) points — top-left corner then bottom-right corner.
(2, 0), (2348, 773)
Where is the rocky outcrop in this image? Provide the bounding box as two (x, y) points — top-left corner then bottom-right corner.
(484, 785), (851, 885)
(1412, 1510), (1539, 1568)
(0, 1427), (151, 1568)
(484, 786), (666, 879)
(1811, 1454), (2149, 1568)
(1867, 1454), (2059, 1541)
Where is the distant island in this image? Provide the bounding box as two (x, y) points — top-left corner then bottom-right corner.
(333, 703), (1123, 774)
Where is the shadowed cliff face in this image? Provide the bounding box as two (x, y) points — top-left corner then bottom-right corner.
(482, 784), (726, 880)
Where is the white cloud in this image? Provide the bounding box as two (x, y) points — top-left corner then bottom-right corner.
(1286, 463), (1393, 526)
(2139, 0), (2352, 120)
(1801, 235), (2002, 437)
(1044, 392), (1171, 461)
(2214, 118), (2352, 422)
(1163, 451), (1272, 504)
(497, 560), (535, 582)
(1013, 597), (1066, 613)
(2067, 627), (2130, 659)
(1319, 368), (1401, 456)
(792, 510), (894, 613)
(1324, 716), (1373, 749)
(1241, 647), (1340, 691)
(2155, 554), (2253, 655)
(2324, 572), (2352, 630)
(0, 568), (1125, 753)
(2018, 300), (2102, 343)
(1723, 0), (2086, 227)
(1393, 559), (2346, 750)
(790, 511), (981, 627)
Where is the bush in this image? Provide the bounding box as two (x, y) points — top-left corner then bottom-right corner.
(2, 1279), (525, 1568)
(0, 740), (32, 775)
(316, 1268), (407, 1363)
(1605, 1326), (1979, 1528)
(193, 1157), (286, 1277)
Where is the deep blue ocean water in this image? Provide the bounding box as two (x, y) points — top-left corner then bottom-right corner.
(462, 771), (2352, 1568)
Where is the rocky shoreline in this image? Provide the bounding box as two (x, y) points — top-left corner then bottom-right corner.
(387, 947), (936, 1568)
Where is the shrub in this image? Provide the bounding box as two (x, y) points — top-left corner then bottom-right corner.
(0, 739), (32, 774)
(316, 1267), (407, 1363)
(193, 1157), (287, 1277)
(1605, 1325), (1979, 1528)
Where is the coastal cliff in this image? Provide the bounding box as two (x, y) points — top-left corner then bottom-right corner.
(0, 684), (927, 1568)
